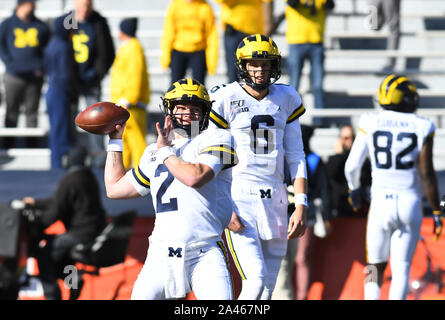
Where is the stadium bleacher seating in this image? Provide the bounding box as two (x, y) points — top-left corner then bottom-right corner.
(0, 0), (445, 170)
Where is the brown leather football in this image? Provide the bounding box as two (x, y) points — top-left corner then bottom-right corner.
(75, 101), (130, 135)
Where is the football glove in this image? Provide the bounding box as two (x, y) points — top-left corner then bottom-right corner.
(348, 188), (364, 213)
(433, 210), (443, 241)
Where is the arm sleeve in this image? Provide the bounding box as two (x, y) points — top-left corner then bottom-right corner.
(94, 17), (115, 80)
(197, 130), (237, 176)
(204, 6), (219, 75)
(344, 117), (369, 190)
(0, 21), (12, 65)
(38, 176), (71, 228)
(122, 42), (145, 105)
(284, 92), (307, 180)
(160, 4), (174, 69)
(208, 87), (229, 130)
(126, 147), (153, 196)
(423, 119), (436, 145)
(39, 22), (50, 48)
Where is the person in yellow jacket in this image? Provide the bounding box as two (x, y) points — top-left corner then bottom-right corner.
(285, 0), (334, 127)
(110, 18), (149, 169)
(161, 0), (218, 85)
(215, 0), (273, 83)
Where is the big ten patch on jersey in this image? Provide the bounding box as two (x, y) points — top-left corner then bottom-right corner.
(231, 100), (249, 113)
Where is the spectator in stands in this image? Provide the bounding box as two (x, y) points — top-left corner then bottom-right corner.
(367, 0), (401, 72)
(44, 15), (77, 169)
(0, 0), (50, 149)
(214, 0), (274, 83)
(284, 0), (335, 127)
(326, 124), (371, 218)
(272, 124), (332, 300)
(23, 146), (107, 299)
(64, 0), (115, 167)
(161, 0), (218, 85)
(110, 18), (150, 169)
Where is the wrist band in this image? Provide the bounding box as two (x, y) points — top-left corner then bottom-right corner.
(294, 193), (308, 207)
(107, 139), (123, 152)
(157, 146), (175, 163)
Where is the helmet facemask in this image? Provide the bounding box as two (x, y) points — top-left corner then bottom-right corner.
(161, 78), (212, 138)
(162, 99), (211, 138)
(237, 56), (281, 91)
(236, 34), (282, 91)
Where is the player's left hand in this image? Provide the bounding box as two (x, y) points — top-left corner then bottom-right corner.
(228, 212), (246, 233)
(433, 210), (443, 241)
(288, 204), (307, 239)
(156, 115), (174, 149)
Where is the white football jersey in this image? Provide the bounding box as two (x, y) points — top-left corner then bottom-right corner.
(208, 82), (307, 185)
(126, 129), (237, 245)
(345, 110), (435, 192)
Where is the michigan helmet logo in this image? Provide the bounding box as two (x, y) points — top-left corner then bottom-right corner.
(235, 34), (281, 90)
(378, 74), (419, 113)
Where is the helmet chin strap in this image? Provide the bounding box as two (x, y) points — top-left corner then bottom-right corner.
(246, 79), (270, 91)
(244, 72), (271, 91)
(171, 117), (203, 138)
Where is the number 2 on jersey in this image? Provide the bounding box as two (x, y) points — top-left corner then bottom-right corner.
(155, 164), (178, 213)
(373, 130), (417, 170)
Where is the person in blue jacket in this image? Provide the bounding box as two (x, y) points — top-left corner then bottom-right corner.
(62, 0), (115, 167)
(0, 0), (50, 148)
(44, 15), (78, 169)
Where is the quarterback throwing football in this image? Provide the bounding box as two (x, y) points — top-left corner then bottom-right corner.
(208, 34), (308, 300)
(104, 79), (237, 300)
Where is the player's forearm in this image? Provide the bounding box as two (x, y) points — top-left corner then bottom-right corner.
(292, 177), (307, 195)
(419, 137), (439, 210)
(288, 177), (308, 239)
(421, 170), (440, 211)
(104, 151), (127, 198)
(164, 156), (214, 188)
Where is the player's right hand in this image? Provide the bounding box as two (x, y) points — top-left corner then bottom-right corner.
(109, 123), (125, 140)
(228, 212), (246, 233)
(348, 188), (364, 213)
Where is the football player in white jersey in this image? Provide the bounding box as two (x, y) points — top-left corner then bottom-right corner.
(104, 79), (238, 300)
(344, 74), (443, 300)
(208, 34), (308, 300)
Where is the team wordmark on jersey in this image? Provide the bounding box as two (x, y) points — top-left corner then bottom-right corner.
(168, 247), (183, 258)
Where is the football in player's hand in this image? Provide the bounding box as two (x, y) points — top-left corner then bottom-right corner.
(75, 101), (130, 135)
